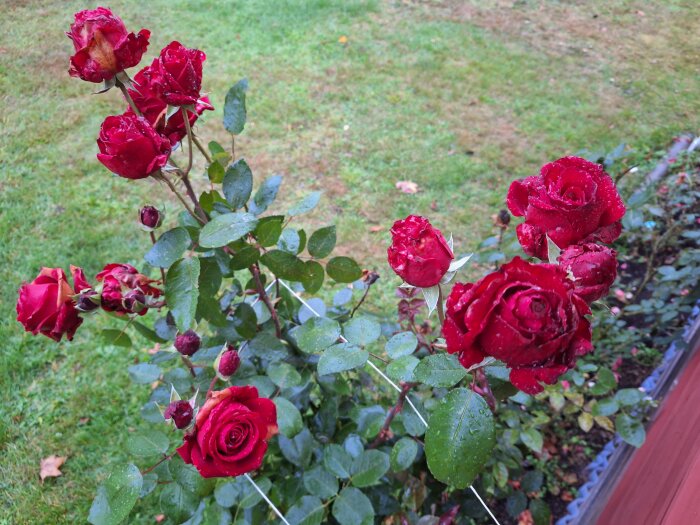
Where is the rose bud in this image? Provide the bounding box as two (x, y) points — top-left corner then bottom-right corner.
(388, 215), (454, 288)
(139, 205), (162, 230)
(16, 266), (91, 341)
(174, 330), (201, 357)
(122, 290), (147, 314)
(97, 113), (171, 180)
(128, 63), (214, 145)
(558, 243), (618, 303)
(507, 156), (626, 259)
(75, 290), (100, 313)
(152, 41), (206, 107)
(66, 7), (150, 84)
(497, 209), (511, 228)
(216, 345), (241, 379)
(177, 386), (278, 477)
(443, 257), (592, 394)
(96, 263), (162, 315)
(164, 400), (194, 429)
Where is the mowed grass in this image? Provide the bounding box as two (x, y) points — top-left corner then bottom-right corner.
(1, 0), (698, 522)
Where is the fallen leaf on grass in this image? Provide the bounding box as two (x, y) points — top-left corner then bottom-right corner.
(396, 180), (419, 194)
(338, 35), (348, 44)
(518, 510), (534, 525)
(369, 226), (383, 233)
(40, 455), (66, 482)
(155, 515), (165, 523)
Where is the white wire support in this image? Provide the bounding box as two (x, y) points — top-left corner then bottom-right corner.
(244, 473), (291, 525)
(276, 278), (501, 525)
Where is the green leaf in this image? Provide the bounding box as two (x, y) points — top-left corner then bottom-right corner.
(332, 487), (374, 525)
(165, 257), (200, 331)
(317, 343), (368, 375)
(226, 302), (258, 340)
(385, 332), (418, 359)
(278, 228), (301, 254)
(260, 249), (307, 281)
(254, 216), (284, 247)
(303, 466), (338, 499)
(326, 256), (362, 283)
(616, 413), (645, 447)
(248, 332), (289, 362)
(289, 191), (322, 216)
(208, 141), (229, 163)
(199, 190), (227, 215)
(159, 482), (198, 523)
(214, 481), (240, 508)
(207, 161), (225, 183)
(414, 353), (468, 388)
(615, 388), (645, 406)
(578, 412), (594, 432)
(355, 406), (385, 438)
(88, 464), (142, 525)
(386, 355), (419, 383)
(295, 317), (341, 354)
(268, 362), (302, 388)
(302, 260), (324, 293)
(590, 366), (617, 395)
(350, 450), (390, 487)
(199, 212), (258, 248)
(239, 477), (271, 508)
(144, 227), (191, 268)
(100, 329), (132, 348)
(128, 363), (161, 384)
(323, 444), (353, 479)
(529, 499), (552, 525)
(521, 427), (544, 453)
(125, 429), (169, 457)
(592, 398), (619, 417)
(229, 244), (260, 271)
(131, 321), (167, 343)
(307, 226), (336, 258)
(279, 427), (315, 467)
(390, 437), (418, 472)
(424, 388), (496, 489)
(286, 495), (325, 525)
(274, 397), (303, 438)
(250, 175), (282, 215)
(171, 457), (215, 497)
(222, 159), (253, 210)
(342, 316), (381, 347)
(223, 78), (247, 134)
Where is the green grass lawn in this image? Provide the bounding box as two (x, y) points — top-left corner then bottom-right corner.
(1, 0), (698, 522)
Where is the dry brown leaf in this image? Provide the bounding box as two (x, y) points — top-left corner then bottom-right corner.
(518, 509), (535, 525)
(369, 226), (383, 233)
(40, 455), (66, 482)
(396, 180), (419, 194)
(155, 515), (166, 523)
(338, 35), (348, 44)
(147, 343), (161, 355)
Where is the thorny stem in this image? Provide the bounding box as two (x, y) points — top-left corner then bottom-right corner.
(192, 135), (213, 163)
(156, 172), (204, 224)
(141, 451), (176, 475)
(117, 79), (141, 117)
(181, 355), (197, 378)
(436, 284), (446, 325)
(180, 171), (208, 223)
(350, 272), (379, 318)
(181, 107), (194, 175)
(150, 231), (167, 284)
(206, 376), (218, 399)
(475, 368), (497, 412)
(250, 264), (282, 338)
(370, 382), (415, 448)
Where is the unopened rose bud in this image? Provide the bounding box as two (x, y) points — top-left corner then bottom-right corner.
(75, 291), (100, 313)
(497, 209), (511, 228)
(122, 290), (147, 314)
(174, 330), (201, 356)
(164, 400), (193, 429)
(217, 345), (241, 378)
(140, 205), (162, 230)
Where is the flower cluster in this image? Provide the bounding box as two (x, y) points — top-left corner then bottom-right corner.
(388, 156), (625, 394)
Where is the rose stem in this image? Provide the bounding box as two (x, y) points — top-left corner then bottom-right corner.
(141, 451), (176, 475)
(155, 172), (204, 224)
(475, 368), (497, 412)
(249, 263), (283, 338)
(116, 79), (142, 117)
(350, 273), (378, 318)
(191, 135), (212, 163)
(149, 231), (167, 284)
(181, 355), (197, 378)
(181, 107), (194, 175)
(206, 376), (218, 399)
(436, 284), (446, 325)
(369, 382), (415, 448)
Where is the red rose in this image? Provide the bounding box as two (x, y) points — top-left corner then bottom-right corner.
(388, 215), (454, 288)
(139, 205), (162, 230)
(67, 7), (150, 83)
(128, 62), (214, 145)
(97, 113), (171, 179)
(151, 41), (206, 107)
(442, 257), (592, 394)
(16, 266), (91, 341)
(507, 157), (626, 259)
(177, 386), (278, 478)
(95, 263), (162, 315)
(558, 243), (618, 303)
(164, 400), (194, 429)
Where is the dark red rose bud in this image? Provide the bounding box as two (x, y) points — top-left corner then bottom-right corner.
(139, 205), (162, 229)
(67, 7), (150, 83)
(97, 113), (171, 180)
(122, 290), (146, 314)
(507, 156), (626, 259)
(164, 400), (193, 429)
(218, 346), (241, 377)
(558, 243), (618, 303)
(175, 330), (201, 356)
(497, 209), (511, 227)
(151, 41), (206, 107)
(96, 263), (161, 316)
(75, 291), (100, 313)
(388, 215), (454, 288)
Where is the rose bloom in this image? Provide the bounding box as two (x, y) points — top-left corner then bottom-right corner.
(95, 263), (161, 315)
(128, 62), (213, 145)
(67, 7), (150, 83)
(177, 386), (278, 478)
(507, 156), (626, 259)
(97, 113), (171, 179)
(443, 257), (592, 394)
(151, 41), (206, 107)
(558, 243), (618, 303)
(16, 266), (91, 341)
(388, 215), (454, 288)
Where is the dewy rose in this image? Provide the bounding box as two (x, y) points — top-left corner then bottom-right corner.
(16, 266), (92, 342)
(558, 243), (618, 303)
(507, 156), (626, 260)
(388, 215), (454, 288)
(216, 344), (241, 378)
(177, 386), (278, 478)
(151, 41), (206, 107)
(164, 400), (194, 429)
(97, 113), (171, 179)
(174, 330), (201, 357)
(95, 263), (162, 315)
(67, 7), (150, 83)
(139, 205), (162, 230)
(443, 257), (592, 394)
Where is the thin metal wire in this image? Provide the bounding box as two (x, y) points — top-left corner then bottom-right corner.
(244, 473), (291, 525)
(276, 279), (502, 525)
